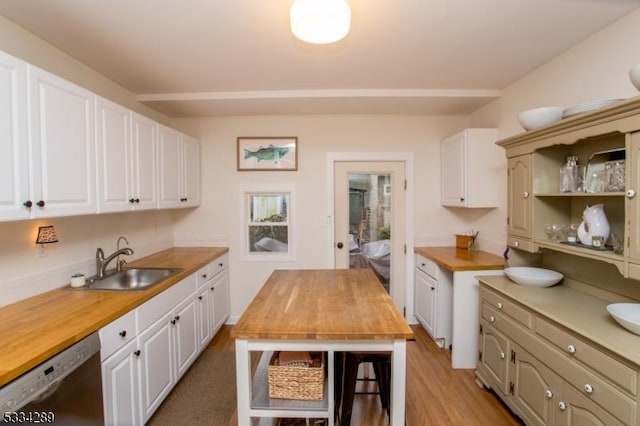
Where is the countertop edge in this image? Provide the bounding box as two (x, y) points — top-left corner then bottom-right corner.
(414, 246), (504, 271)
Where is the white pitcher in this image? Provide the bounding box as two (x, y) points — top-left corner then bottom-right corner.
(577, 204), (610, 246)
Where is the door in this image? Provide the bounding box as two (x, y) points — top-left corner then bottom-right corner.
(102, 339), (141, 426)
(131, 112), (158, 210)
(334, 161), (406, 309)
(414, 269), (436, 337)
(508, 155), (532, 238)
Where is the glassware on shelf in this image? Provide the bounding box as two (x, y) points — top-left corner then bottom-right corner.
(544, 224), (566, 242)
(566, 224), (579, 243)
(559, 156), (584, 192)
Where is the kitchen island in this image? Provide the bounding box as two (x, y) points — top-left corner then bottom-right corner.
(231, 269), (414, 425)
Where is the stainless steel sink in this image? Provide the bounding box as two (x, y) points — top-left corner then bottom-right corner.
(86, 268), (180, 291)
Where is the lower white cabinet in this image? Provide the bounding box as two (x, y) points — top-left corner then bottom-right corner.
(414, 254), (452, 348)
(100, 254), (230, 426)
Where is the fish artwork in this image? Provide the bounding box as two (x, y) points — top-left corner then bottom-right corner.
(244, 144), (290, 165)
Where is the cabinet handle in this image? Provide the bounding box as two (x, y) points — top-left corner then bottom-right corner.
(523, 191), (529, 199)
(119, 330), (127, 338)
(23, 200), (33, 208)
(496, 302), (503, 309)
(499, 352), (505, 359)
(421, 263), (426, 267)
(175, 315), (180, 321)
(36, 200), (45, 207)
(584, 384), (594, 394)
(202, 274), (208, 279)
(460, 197), (465, 202)
(198, 295), (203, 300)
(134, 350), (141, 357)
(430, 286), (435, 291)
(135, 198), (140, 203)
(558, 401), (566, 411)
(567, 344), (576, 354)
(129, 198), (135, 204)
(171, 319), (176, 325)
(219, 263), (224, 267)
(545, 390), (553, 399)
(489, 316), (496, 323)
(210, 287), (215, 292)
(627, 189), (636, 199)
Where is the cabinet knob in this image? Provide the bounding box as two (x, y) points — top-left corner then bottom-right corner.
(134, 350), (141, 357)
(219, 263), (224, 267)
(523, 191), (529, 199)
(545, 390), (553, 399)
(626, 189), (636, 199)
(489, 316), (496, 323)
(198, 295), (203, 300)
(36, 200), (45, 207)
(23, 200), (33, 208)
(175, 315), (180, 321)
(336, 242), (344, 249)
(567, 344), (576, 354)
(558, 401), (566, 411)
(496, 302), (503, 309)
(513, 241), (520, 248)
(129, 198), (135, 204)
(171, 319), (176, 325)
(499, 352), (505, 359)
(460, 197), (465, 202)
(202, 274), (208, 279)
(584, 384), (594, 394)
(119, 330), (127, 338)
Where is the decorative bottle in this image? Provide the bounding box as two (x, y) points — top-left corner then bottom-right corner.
(560, 156), (582, 192)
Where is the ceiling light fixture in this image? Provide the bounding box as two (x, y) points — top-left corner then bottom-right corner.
(290, 0), (351, 44)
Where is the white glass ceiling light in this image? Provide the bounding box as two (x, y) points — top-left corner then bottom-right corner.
(290, 0), (351, 44)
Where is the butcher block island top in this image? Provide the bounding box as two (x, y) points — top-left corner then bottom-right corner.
(415, 246), (504, 271)
(0, 247), (227, 387)
(232, 269), (414, 341)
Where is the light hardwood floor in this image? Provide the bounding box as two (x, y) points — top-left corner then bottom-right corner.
(210, 325), (522, 425)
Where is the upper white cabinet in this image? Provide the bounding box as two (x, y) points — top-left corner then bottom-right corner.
(158, 125), (200, 209)
(441, 128), (501, 208)
(96, 97), (158, 213)
(0, 51), (29, 221)
(28, 65), (97, 218)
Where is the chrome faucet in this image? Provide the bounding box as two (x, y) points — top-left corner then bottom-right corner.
(95, 243), (134, 279)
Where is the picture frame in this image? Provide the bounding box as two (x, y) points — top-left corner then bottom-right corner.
(237, 137), (298, 171)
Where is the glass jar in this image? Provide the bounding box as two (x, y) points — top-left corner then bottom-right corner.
(560, 156), (583, 192)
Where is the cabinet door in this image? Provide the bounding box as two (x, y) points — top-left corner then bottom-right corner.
(414, 269), (436, 338)
(28, 65), (96, 218)
(480, 322), (510, 395)
(511, 345), (556, 426)
(0, 51), (29, 221)
(628, 131), (640, 262)
(131, 112), (157, 210)
(96, 97), (132, 213)
(441, 131), (466, 206)
(556, 380), (624, 426)
(138, 311), (174, 423)
(211, 269), (230, 334)
(172, 296), (199, 379)
(508, 154), (532, 239)
(102, 339), (141, 426)
(157, 124), (183, 209)
(182, 134), (200, 207)
(196, 284), (212, 349)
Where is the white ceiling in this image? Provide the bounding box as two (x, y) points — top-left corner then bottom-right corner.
(0, 0), (638, 117)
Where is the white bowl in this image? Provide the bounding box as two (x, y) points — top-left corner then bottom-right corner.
(630, 64), (640, 91)
(504, 267), (564, 288)
(517, 106), (564, 131)
(607, 303), (640, 335)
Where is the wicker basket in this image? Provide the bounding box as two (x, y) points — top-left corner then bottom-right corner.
(268, 352), (325, 400)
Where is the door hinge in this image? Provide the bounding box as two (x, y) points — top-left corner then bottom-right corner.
(509, 382), (515, 395)
(403, 307), (406, 317)
(404, 179), (407, 190)
(479, 350), (483, 361)
(479, 324), (483, 334)
(510, 350), (516, 364)
(404, 244), (407, 254)
(506, 216), (510, 225)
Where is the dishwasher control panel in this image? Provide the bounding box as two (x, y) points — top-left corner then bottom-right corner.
(0, 332), (101, 414)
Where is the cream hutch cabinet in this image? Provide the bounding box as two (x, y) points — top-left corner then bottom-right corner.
(497, 96), (640, 279)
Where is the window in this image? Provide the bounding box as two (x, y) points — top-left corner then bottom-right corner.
(241, 184), (295, 260)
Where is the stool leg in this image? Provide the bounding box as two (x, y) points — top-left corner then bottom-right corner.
(342, 353), (359, 426)
(334, 352), (344, 423)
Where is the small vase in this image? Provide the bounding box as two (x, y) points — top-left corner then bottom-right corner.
(577, 204), (610, 246)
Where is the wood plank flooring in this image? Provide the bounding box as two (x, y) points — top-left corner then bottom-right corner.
(210, 324), (523, 425)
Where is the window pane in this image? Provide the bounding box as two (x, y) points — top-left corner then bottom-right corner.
(249, 226), (289, 252)
(250, 194), (288, 223)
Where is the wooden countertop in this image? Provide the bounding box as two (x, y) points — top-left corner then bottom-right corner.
(231, 269), (414, 341)
(0, 247), (228, 387)
(479, 275), (640, 368)
(414, 246), (504, 271)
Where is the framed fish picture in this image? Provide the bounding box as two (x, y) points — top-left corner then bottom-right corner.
(237, 137), (298, 171)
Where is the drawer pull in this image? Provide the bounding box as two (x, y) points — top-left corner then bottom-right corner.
(584, 384), (593, 394)
(489, 316), (496, 323)
(496, 302), (503, 309)
(134, 350), (141, 357)
(627, 189), (636, 199)
(567, 344), (576, 354)
(202, 273), (208, 279)
(558, 401), (566, 411)
(219, 262), (224, 267)
(545, 390), (553, 399)
(500, 352), (505, 359)
(119, 330), (127, 338)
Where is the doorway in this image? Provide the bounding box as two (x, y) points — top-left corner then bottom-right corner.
(333, 160), (407, 311)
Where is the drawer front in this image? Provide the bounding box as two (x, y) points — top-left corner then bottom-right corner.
(210, 253), (228, 277)
(99, 309), (137, 361)
(416, 254), (437, 278)
(481, 288), (533, 330)
(507, 236), (534, 252)
(195, 263), (211, 288)
(536, 317), (637, 396)
(138, 274), (197, 331)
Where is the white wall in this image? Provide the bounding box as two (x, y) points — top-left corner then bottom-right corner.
(170, 115), (509, 319)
